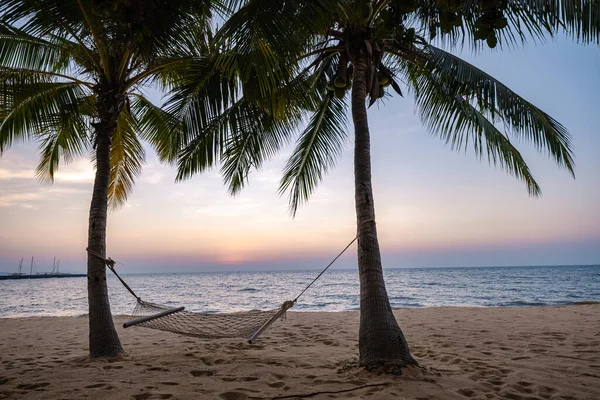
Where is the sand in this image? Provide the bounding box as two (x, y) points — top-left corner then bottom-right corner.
(0, 305), (599, 399)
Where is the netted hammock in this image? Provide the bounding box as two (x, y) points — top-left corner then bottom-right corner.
(87, 237), (356, 343)
(124, 299), (294, 343)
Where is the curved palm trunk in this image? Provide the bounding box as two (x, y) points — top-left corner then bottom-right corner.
(351, 55), (417, 372)
(87, 111), (124, 358)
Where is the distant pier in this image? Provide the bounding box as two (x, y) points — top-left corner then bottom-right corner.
(0, 273), (87, 281)
(1, 257), (86, 280)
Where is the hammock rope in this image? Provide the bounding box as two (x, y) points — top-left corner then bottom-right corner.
(86, 236), (356, 342)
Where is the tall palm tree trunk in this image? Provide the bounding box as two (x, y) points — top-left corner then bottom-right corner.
(351, 54), (417, 372)
(87, 111), (124, 358)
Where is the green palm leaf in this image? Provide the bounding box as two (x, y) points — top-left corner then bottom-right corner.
(406, 61), (541, 195)
(215, 0), (339, 96)
(0, 28), (69, 72)
(175, 99), (264, 182)
(413, 45), (574, 175)
(0, 73), (90, 154)
(34, 97), (91, 182)
(220, 101), (296, 195)
(411, 0), (599, 49)
(130, 94), (185, 165)
(104, 109), (145, 210)
(279, 94), (348, 215)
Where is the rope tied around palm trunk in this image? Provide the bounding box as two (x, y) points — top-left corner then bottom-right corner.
(86, 247), (141, 302)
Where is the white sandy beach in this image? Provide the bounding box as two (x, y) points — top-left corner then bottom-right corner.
(1, 305), (599, 399)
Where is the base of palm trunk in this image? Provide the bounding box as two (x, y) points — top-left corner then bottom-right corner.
(88, 317), (125, 358)
(89, 344), (125, 358)
(358, 310), (419, 374)
(359, 355), (419, 375)
(87, 271), (124, 358)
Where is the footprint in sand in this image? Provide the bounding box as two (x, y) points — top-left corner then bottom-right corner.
(511, 356), (531, 361)
(17, 382), (51, 390)
(218, 392), (248, 400)
(222, 376), (259, 382)
(103, 364), (124, 370)
(456, 388), (477, 398)
(190, 370), (215, 377)
(147, 367), (169, 372)
(84, 383), (115, 389)
(133, 392), (174, 399)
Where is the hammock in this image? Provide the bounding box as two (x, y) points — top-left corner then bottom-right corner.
(124, 298), (294, 343)
(87, 237), (356, 343)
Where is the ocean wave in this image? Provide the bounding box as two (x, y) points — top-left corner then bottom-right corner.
(496, 300), (549, 307)
(2, 265), (599, 316)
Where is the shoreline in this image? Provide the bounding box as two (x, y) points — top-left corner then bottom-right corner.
(2, 302), (599, 320)
(1, 305), (599, 399)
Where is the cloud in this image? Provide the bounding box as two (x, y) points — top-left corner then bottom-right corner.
(0, 186), (88, 208)
(53, 159), (95, 183)
(0, 168), (36, 179)
(0, 156), (94, 183)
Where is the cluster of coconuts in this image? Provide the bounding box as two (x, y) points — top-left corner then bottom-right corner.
(350, 0), (374, 25)
(473, 9), (508, 48)
(90, 0), (151, 43)
(375, 0), (418, 40)
(325, 68), (392, 100)
(326, 73), (353, 99)
(435, 0), (462, 33)
(375, 72), (392, 99)
(430, 0), (509, 48)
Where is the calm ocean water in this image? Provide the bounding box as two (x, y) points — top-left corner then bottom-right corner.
(0, 265), (598, 318)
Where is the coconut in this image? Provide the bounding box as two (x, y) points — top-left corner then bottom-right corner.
(334, 75), (347, 88)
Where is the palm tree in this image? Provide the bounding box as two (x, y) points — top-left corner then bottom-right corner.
(174, 0), (598, 371)
(0, 0), (216, 357)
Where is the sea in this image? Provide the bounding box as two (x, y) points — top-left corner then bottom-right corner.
(0, 265), (598, 318)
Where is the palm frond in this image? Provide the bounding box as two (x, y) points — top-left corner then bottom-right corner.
(406, 60), (542, 195)
(105, 110), (145, 210)
(1, 0), (104, 68)
(413, 45), (574, 176)
(130, 94), (185, 164)
(0, 71), (90, 154)
(164, 56), (238, 133)
(125, 0), (215, 62)
(34, 104), (90, 182)
(411, 0), (599, 50)
(220, 102), (297, 195)
(508, 0), (600, 45)
(215, 0), (339, 96)
(279, 94), (348, 216)
(0, 27), (71, 72)
(176, 98), (256, 181)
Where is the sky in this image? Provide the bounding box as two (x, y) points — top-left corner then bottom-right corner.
(0, 37), (599, 274)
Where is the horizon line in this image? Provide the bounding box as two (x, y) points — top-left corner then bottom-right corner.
(3, 263), (597, 276)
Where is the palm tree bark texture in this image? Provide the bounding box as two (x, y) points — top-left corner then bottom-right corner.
(87, 90), (125, 358)
(351, 47), (417, 371)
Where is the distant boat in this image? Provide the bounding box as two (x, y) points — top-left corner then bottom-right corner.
(0, 257), (86, 280)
